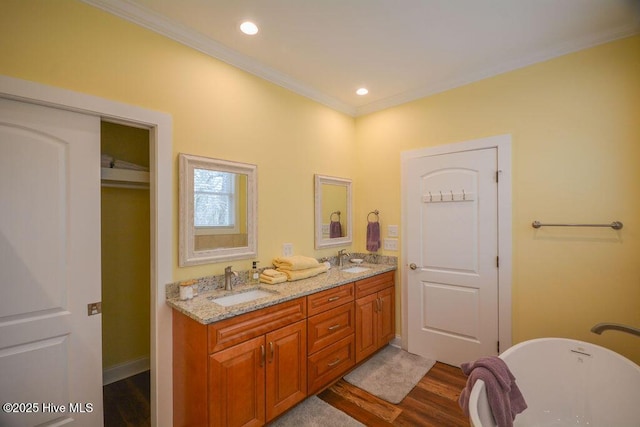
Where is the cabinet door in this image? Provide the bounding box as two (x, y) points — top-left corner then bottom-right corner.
(265, 320), (307, 422)
(209, 336), (265, 427)
(377, 287), (395, 347)
(355, 292), (378, 363)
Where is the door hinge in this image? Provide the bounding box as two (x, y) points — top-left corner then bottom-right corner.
(496, 256), (499, 268)
(496, 170), (499, 183)
(497, 341), (500, 353)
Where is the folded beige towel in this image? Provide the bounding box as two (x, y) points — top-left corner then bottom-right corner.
(277, 264), (329, 281)
(273, 255), (320, 271)
(261, 268), (286, 278)
(260, 274), (287, 285)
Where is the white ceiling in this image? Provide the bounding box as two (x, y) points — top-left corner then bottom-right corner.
(85, 0), (640, 116)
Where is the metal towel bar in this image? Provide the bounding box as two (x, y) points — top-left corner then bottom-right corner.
(532, 221), (623, 230)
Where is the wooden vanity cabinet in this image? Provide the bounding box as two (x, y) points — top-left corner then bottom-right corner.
(306, 283), (356, 394)
(355, 271), (395, 363)
(173, 270), (396, 426)
(173, 297), (307, 427)
(209, 320), (306, 426)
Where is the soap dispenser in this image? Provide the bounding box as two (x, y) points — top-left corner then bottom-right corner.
(250, 261), (260, 284)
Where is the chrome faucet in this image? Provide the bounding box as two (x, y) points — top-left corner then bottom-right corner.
(591, 322), (640, 338)
(338, 249), (350, 268)
(224, 266), (238, 291)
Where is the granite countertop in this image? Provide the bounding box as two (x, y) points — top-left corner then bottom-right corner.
(166, 263), (396, 324)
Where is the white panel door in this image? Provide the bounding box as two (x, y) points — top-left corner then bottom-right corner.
(0, 99), (102, 426)
(406, 148), (498, 366)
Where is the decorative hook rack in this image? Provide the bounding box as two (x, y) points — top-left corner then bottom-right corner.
(422, 190), (474, 203)
(532, 221), (623, 230)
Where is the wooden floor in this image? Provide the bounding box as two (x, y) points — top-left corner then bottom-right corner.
(103, 370), (151, 427)
(318, 362), (470, 426)
(103, 362), (468, 426)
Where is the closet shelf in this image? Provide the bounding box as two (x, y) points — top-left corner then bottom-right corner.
(101, 167), (149, 189)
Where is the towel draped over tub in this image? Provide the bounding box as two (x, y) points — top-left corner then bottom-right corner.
(458, 356), (527, 427)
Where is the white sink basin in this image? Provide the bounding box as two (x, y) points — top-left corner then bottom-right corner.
(210, 289), (276, 307)
(341, 266), (371, 274)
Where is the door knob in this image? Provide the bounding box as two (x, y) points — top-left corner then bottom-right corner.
(409, 263), (417, 270)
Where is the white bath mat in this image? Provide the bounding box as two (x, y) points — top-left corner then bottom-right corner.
(270, 395), (364, 427)
(343, 345), (436, 404)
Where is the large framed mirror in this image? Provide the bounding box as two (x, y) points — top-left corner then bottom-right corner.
(314, 174), (352, 249)
(179, 153), (257, 266)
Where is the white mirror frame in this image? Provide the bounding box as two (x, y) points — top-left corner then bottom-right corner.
(179, 153), (257, 266)
(314, 174), (353, 249)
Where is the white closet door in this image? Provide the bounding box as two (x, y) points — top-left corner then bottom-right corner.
(0, 98), (103, 426)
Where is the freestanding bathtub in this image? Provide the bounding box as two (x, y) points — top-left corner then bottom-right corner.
(468, 338), (640, 426)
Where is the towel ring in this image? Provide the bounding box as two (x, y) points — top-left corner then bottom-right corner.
(330, 211), (341, 222)
(367, 210), (379, 222)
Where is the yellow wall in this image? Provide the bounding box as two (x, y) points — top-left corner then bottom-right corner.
(1, 1), (638, 364)
(0, 0), (356, 279)
(354, 35), (640, 363)
(101, 122), (150, 369)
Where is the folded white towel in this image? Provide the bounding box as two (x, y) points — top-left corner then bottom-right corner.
(276, 264), (329, 281)
(273, 255), (320, 271)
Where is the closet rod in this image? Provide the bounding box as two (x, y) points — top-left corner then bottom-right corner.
(532, 221), (623, 230)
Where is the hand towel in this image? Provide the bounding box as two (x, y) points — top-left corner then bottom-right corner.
(458, 356), (527, 427)
(276, 264), (329, 281)
(366, 221), (381, 252)
(259, 274), (287, 284)
(261, 268), (287, 278)
(272, 255), (320, 271)
(329, 220), (342, 238)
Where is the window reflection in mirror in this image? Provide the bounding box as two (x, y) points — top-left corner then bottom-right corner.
(314, 174), (352, 249)
(179, 154), (257, 266)
(193, 169), (247, 250)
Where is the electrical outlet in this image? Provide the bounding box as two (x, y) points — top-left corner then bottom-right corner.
(282, 243), (293, 257)
(388, 225), (399, 237)
(383, 238), (398, 251)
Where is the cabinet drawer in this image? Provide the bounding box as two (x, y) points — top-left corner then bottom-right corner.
(208, 297), (306, 353)
(307, 283), (354, 316)
(355, 271), (394, 299)
(307, 302), (354, 354)
(307, 335), (355, 395)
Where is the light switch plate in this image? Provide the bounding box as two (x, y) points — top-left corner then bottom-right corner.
(388, 225), (399, 237)
(282, 243), (293, 257)
(383, 238), (398, 251)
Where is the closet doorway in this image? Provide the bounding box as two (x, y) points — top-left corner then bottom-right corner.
(100, 121), (151, 426)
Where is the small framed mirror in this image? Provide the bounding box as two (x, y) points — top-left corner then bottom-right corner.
(314, 174), (352, 249)
(179, 153), (257, 266)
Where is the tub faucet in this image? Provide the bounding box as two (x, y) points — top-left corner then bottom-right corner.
(338, 249), (350, 268)
(224, 266), (238, 291)
(591, 322), (640, 338)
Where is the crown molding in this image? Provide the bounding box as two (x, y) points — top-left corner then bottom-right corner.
(82, 0), (638, 118)
(81, 0), (356, 116)
(355, 23), (639, 117)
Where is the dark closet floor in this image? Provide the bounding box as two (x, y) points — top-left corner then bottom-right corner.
(103, 370), (150, 427)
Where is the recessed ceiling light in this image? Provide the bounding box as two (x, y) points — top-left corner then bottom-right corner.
(240, 21), (259, 35)
(356, 88), (369, 96)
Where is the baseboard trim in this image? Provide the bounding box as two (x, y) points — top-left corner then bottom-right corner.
(103, 356), (150, 386)
(389, 335), (402, 348)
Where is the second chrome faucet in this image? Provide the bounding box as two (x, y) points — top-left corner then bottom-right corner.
(338, 249), (350, 268)
(224, 266), (238, 291)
